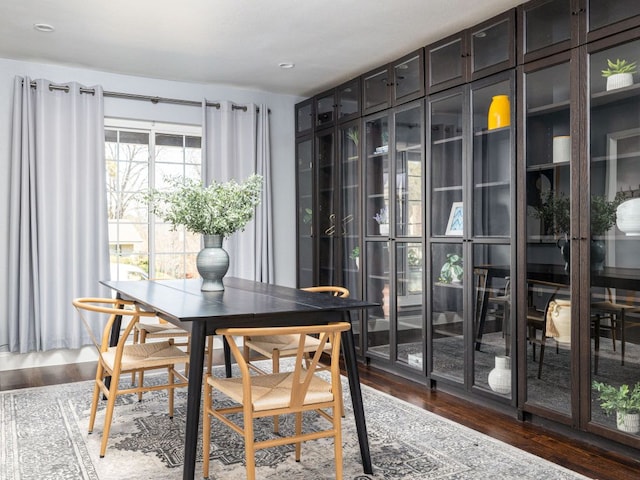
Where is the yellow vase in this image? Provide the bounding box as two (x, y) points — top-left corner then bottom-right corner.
(487, 95), (510, 130)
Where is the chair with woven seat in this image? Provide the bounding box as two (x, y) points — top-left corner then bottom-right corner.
(133, 318), (213, 400)
(242, 285), (349, 431)
(202, 322), (351, 480)
(72, 297), (190, 457)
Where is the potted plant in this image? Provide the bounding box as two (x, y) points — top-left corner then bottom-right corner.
(145, 174), (263, 291)
(531, 190), (570, 238)
(350, 246), (360, 270)
(602, 58), (637, 91)
(592, 381), (640, 433)
(438, 253), (463, 284)
(374, 206), (389, 235)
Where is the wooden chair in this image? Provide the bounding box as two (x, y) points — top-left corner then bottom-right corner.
(202, 322), (351, 480)
(72, 297), (189, 457)
(133, 319), (214, 400)
(526, 280), (564, 379)
(242, 286), (349, 431)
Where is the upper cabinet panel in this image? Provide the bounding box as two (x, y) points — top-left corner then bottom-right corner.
(315, 89), (336, 128)
(584, 0), (640, 43)
(427, 10), (515, 94)
(518, 0), (573, 64)
(337, 77), (361, 122)
(296, 98), (314, 137)
(363, 49), (425, 115)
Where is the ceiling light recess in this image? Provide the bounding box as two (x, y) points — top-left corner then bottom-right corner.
(278, 62), (295, 69)
(34, 23), (55, 32)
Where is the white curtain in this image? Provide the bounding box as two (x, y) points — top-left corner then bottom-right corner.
(7, 77), (109, 353)
(202, 101), (274, 283)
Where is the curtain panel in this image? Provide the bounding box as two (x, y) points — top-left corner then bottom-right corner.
(202, 101), (274, 283)
(6, 77), (110, 353)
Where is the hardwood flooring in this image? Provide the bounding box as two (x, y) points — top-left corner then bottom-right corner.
(2, 356), (639, 479)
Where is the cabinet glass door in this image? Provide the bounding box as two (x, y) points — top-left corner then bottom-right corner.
(587, 0), (640, 39)
(523, 56), (572, 415)
(337, 79), (360, 121)
(365, 114), (390, 237)
(316, 90), (335, 127)
(588, 38), (640, 435)
(427, 34), (465, 92)
(519, 0), (571, 62)
(340, 121), (361, 299)
(429, 89), (465, 382)
(470, 73), (514, 397)
(296, 137), (314, 287)
(393, 50), (424, 105)
(316, 128), (336, 286)
(363, 67), (390, 114)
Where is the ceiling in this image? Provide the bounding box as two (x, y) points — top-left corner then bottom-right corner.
(0, 0), (525, 97)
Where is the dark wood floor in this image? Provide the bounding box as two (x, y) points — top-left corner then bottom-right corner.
(2, 356), (639, 479)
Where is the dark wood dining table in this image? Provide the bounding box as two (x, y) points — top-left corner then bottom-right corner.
(101, 276), (376, 480)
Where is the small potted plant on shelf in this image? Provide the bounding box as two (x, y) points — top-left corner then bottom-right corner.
(438, 253), (463, 285)
(602, 58), (637, 91)
(350, 246), (360, 270)
(374, 206), (389, 235)
(592, 381), (640, 433)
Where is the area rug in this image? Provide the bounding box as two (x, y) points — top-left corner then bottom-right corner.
(1, 363), (589, 480)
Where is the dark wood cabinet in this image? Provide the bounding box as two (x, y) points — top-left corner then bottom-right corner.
(426, 10), (515, 94)
(362, 49), (424, 115)
(295, 0), (640, 457)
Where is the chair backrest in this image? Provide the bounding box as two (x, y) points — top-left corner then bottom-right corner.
(302, 286), (350, 298)
(73, 297), (157, 354)
(219, 322), (351, 408)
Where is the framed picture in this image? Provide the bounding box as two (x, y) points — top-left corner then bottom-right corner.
(445, 202), (463, 236)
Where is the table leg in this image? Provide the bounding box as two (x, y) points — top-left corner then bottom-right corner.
(223, 335), (232, 378)
(341, 312), (373, 474)
(183, 322), (206, 480)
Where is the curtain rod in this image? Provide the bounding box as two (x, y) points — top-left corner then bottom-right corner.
(27, 81), (260, 112)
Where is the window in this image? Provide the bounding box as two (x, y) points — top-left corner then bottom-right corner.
(105, 119), (202, 280)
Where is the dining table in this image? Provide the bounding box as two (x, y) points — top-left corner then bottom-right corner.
(101, 276), (377, 480)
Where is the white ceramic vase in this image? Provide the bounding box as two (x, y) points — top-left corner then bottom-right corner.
(488, 355), (511, 394)
(616, 411), (640, 433)
(606, 73), (634, 91)
(616, 198), (640, 236)
(549, 299), (571, 344)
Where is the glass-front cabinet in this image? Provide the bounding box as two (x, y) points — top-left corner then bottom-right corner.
(296, 136), (314, 287)
(520, 52), (573, 418)
(428, 71), (515, 397)
(364, 101), (424, 372)
(587, 33), (640, 446)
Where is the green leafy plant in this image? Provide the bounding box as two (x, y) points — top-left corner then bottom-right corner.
(601, 58), (637, 77)
(592, 381), (640, 415)
(302, 208), (313, 224)
(145, 174), (263, 237)
(349, 246), (360, 260)
(438, 253), (463, 284)
(531, 190), (570, 236)
(591, 193), (625, 235)
(407, 247), (422, 266)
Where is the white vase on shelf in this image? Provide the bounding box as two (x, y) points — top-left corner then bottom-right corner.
(616, 411), (640, 433)
(488, 355), (511, 394)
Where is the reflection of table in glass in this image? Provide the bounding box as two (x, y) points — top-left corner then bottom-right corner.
(102, 277), (377, 480)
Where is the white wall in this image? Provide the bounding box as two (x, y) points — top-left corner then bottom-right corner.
(0, 57), (302, 368)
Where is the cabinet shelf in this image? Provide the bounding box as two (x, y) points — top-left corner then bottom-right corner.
(367, 152), (389, 159)
(474, 126), (510, 136)
(527, 100), (570, 116)
(432, 135), (463, 145)
(591, 83), (640, 107)
(474, 180), (510, 188)
(433, 185), (463, 192)
(434, 282), (464, 290)
(526, 161), (569, 171)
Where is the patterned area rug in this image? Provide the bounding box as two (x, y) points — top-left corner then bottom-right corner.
(1, 362), (589, 480)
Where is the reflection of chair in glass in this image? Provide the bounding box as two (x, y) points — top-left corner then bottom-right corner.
(526, 280), (564, 379)
(202, 322), (351, 480)
(474, 268), (511, 354)
(72, 297), (189, 457)
(591, 288), (639, 367)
